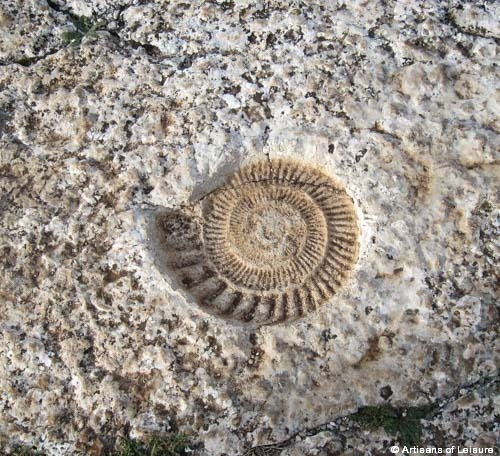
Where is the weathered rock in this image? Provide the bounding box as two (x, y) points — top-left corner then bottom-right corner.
(0, 0), (498, 454)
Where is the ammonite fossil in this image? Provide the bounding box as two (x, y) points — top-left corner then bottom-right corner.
(154, 159), (359, 326)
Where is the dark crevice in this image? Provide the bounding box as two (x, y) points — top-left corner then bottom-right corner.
(0, 0), (78, 67)
(355, 124), (403, 142)
(0, 48), (61, 67)
(45, 0), (65, 13)
(0, 0), (238, 69)
(442, 7), (499, 42)
(122, 39), (164, 61)
(243, 374), (498, 455)
(21, 0), (164, 65)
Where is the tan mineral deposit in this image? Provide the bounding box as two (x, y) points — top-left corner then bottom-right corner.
(0, 0), (498, 455)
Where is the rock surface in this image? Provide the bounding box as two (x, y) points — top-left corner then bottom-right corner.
(0, 0), (498, 455)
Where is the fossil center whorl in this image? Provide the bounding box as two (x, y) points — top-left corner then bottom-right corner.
(204, 183), (328, 290)
(155, 159), (359, 326)
(231, 197), (307, 263)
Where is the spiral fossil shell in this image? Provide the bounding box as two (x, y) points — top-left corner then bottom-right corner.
(155, 159), (359, 326)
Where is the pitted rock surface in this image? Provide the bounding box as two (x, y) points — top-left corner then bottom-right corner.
(0, 0), (498, 454)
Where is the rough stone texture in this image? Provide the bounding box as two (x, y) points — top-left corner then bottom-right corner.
(273, 376), (499, 456)
(0, 0), (498, 455)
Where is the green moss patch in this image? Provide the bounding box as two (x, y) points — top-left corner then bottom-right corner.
(352, 404), (434, 446)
